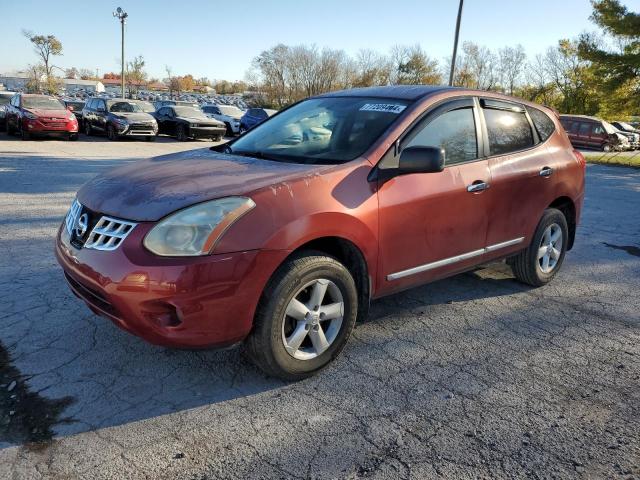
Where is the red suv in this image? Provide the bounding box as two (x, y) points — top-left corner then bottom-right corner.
(56, 86), (585, 379)
(6, 93), (79, 140)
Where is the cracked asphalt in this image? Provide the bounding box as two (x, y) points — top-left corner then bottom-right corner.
(0, 134), (639, 479)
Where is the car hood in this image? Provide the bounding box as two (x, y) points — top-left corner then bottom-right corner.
(26, 108), (69, 117)
(77, 148), (325, 222)
(180, 116), (222, 125)
(112, 112), (155, 122)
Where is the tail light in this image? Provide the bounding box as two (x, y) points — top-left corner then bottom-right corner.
(573, 149), (586, 170)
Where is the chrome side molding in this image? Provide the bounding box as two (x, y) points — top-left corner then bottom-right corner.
(387, 237), (525, 281)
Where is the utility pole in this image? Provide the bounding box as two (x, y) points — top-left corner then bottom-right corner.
(113, 7), (128, 98)
(448, 0), (464, 87)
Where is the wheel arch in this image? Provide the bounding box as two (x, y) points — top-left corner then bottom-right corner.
(548, 196), (576, 250)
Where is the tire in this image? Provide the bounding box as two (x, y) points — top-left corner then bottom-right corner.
(245, 251), (358, 381)
(510, 208), (568, 287)
(213, 135), (222, 142)
(68, 133), (78, 141)
(107, 124), (117, 141)
(176, 124), (188, 141)
(21, 127), (29, 141)
(224, 123), (233, 136)
(84, 122), (92, 136)
(602, 143), (612, 152)
(7, 121), (15, 135)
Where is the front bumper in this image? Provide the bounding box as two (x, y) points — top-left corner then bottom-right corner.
(24, 118), (78, 134)
(55, 222), (288, 348)
(116, 124), (157, 137)
(190, 126), (226, 138)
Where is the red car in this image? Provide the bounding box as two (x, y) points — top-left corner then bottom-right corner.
(56, 86), (585, 379)
(6, 93), (79, 140)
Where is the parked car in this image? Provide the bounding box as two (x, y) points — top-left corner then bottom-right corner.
(559, 115), (627, 152)
(152, 105), (225, 141)
(201, 104), (244, 135)
(6, 93), (79, 140)
(0, 91), (16, 131)
(240, 107), (277, 132)
(153, 100), (200, 110)
(62, 99), (86, 129)
(82, 98), (158, 141)
(56, 86), (585, 380)
(611, 121), (640, 150)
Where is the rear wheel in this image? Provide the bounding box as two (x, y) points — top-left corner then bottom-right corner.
(510, 208), (568, 287)
(245, 251), (358, 381)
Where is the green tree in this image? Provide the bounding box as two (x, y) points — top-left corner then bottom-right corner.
(578, 0), (640, 115)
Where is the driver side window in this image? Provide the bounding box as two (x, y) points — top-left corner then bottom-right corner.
(406, 108), (478, 166)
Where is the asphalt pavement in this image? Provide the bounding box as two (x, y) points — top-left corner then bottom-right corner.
(0, 134), (638, 479)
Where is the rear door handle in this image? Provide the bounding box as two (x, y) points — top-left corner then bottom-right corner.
(539, 166), (553, 177)
(467, 181), (490, 193)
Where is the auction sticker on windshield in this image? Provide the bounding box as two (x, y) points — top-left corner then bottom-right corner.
(359, 103), (406, 114)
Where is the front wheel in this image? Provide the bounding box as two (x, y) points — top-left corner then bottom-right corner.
(245, 251), (358, 381)
(84, 122), (92, 136)
(107, 124), (118, 141)
(21, 127), (30, 140)
(68, 133), (78, 141)
(176, 124), (188, 141)
(509, 208), (568, 287)
(602, 143), (612, 152)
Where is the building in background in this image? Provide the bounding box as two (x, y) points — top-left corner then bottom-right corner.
(62, 78), (105, 94)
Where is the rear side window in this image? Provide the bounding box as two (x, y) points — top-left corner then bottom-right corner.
(528, 107), (555, 142)
(407, 108), (477, 165)
(593, 125), (605, 135)
(483, 106), (533, 155)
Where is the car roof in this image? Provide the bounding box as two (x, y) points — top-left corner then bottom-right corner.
(316, 85), (459, 101)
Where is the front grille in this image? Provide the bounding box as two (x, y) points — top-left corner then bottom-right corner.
(84, 215), (137, 251)
(65, 200), (137, 251)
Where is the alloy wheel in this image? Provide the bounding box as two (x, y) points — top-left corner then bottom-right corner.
(281, 278), (344, 360)
(537, 223), (563, 273)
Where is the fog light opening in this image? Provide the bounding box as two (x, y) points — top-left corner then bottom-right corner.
(145, 303), (182, 328)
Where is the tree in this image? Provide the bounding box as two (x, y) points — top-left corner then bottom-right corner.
(25, 64), (44, 93)
(126, 55), (147, 96)
(352, 49), (392, 87)
(498, 45), (527, 95)
(180, 74), (195, 92)
(79, 68), (95, 80)
(22, 31), (63, 80)
(578, 0), (640, 114)
(391, 45), (442, 85)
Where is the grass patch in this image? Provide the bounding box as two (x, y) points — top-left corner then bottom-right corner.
(582, 151), (640, 168)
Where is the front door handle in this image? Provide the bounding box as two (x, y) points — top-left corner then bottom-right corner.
(539, 166), (553, 177)
(467, 181), (489, 193)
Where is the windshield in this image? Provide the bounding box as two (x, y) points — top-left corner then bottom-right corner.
(109, 101), (143, 113)
(218, 105), (243, 117)
(174, 106), (207, 118)
(23, 96), (65, 110)
(616, 121), (635, 131)
(229, 97), (409, 164)
(139, 101), (155, 113)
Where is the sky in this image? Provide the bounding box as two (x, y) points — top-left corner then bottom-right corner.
(1, 0), (639, 82)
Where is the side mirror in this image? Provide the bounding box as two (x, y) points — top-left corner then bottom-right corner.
(66, 106), (74, 111)
(398, 146), (445, 175)
(368, 146), (445, 182)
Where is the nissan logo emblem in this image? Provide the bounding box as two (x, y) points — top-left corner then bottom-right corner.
(74, 213), (89, 238)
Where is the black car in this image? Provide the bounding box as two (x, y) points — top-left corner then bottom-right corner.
(153, 105), (226, 141)
(62, 99), (86, 128)
(0, 91), (16, 131)
(82, 98), (158, 141)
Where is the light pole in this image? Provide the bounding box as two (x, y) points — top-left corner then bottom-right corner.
(448, 0), (464, 87)
(113, 7), (128, 99)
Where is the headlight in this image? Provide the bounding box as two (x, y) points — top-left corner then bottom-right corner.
(23, 112), (38, 120)
(143, 197), (255, 256)
(114, 117), (128, 126)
